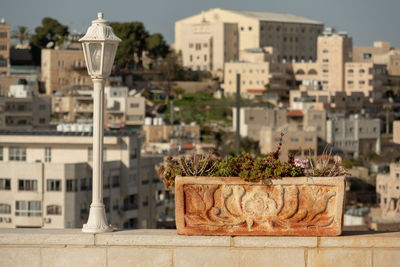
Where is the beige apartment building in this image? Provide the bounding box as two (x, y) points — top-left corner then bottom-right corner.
(326, 115), (381, 158)
(52, 86), (146, 128)
(0, 130), (171, 229)
(41, 47), (91, 95)
(142, 124), (200, 145)
(233, 107), (325, 158)
(0, 84), (51, 130)
(0, 21), (11, 75)
(376, 163), (400, 218)
(175, 8), (323, 72)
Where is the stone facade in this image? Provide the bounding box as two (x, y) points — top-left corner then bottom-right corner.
(0, 22), (11, 75)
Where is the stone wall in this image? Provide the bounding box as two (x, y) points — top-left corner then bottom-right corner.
(0, 229), (399, 267)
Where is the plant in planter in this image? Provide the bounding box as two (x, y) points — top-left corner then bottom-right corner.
(158, 136), (348, 236)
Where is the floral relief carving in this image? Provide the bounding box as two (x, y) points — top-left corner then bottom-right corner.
(183, 183), (337, 232)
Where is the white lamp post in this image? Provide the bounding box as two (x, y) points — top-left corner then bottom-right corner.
(80, 12), (121, 233)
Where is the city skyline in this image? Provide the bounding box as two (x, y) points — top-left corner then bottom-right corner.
(1, 0), (400, 47)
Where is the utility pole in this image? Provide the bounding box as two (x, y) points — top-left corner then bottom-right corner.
(170, 100), (174, 125)
(235, 74), (241, 156)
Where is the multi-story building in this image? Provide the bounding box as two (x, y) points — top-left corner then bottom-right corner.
(376, 163), (400, 218)
(0, 20), (11, 75)
(326, 115), (381, 158)
(233, 107), (325, 158)
(175, 8), (323, 72)
(0, 130), (169, 229)
(41, 45), (91, 95)
(0, 84), (51, 130)
(142, 124), (200, 145)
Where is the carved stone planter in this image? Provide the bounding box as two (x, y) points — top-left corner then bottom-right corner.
(175, 176), (345, 236)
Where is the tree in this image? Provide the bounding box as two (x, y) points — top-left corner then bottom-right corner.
(11, 26), (31, 44)
(160, 51), (184, 104)
(146, 33), (169, 64)
(110, 22), (149, 70)
(30, 17), (69, 65)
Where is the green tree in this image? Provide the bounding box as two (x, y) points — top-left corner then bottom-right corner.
(110, 22), (149, 70)
(146, 33), (169, 62)
(11, 26), (31, 44)
(30, 17), (69, 65)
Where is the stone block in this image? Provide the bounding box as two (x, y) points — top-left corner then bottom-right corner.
(373, 249), (400, 267)
(239, 248), (305, 267)
(175, 248), (240, 267)
(0, 229), (94, 246)
(175, 176), (345, 236)
(234, 236), (317, 247)
(108, 247), (173, 267)
(41, 247), (107, 267)
(308, 248), (371, 267)
(319, 232), (400, 248)
(0, 248), (40, 267)
(96, 229), (231, 247)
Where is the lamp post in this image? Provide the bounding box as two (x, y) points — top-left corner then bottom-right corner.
(80, 12), (121, 233)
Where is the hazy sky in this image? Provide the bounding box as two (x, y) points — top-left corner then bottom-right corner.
(1, 0), (400, 47)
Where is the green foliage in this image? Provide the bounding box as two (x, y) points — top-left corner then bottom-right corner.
(158, 133), (349, 189)
(30, 17), (69, 65)
(110, 22), (149, 70)
(11, 26), (31, 44)
(146, 33), (169, 60)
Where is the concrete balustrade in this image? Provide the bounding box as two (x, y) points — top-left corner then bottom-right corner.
(0, 229), (399, 267)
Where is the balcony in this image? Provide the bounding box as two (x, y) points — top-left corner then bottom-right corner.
(0, 229), (399, 266)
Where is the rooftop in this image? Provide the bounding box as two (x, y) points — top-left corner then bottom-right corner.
(0, 129), (138, 137)
(225, 8), (323, 24)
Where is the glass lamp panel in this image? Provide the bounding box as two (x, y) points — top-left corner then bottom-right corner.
(102, 43), (118, 77)
(88, 42), (103, 75)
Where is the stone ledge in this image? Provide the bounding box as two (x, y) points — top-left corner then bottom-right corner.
(0, 229), (399, 248)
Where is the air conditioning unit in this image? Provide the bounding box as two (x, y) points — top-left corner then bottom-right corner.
(5, 218), (11, 223)
(44, 218), (51, 224)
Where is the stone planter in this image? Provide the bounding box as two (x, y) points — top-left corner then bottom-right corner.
(175, 176), (345, 236)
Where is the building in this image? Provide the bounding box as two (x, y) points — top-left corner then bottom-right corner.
(0, 84), (51, 130)
(326, 115), (381, 158)
(142, 124), (200, 145)
(376, 162), (400, 218)
(175, 8), (323, 72)
(0, 130), (168, 229)
(0, 20), (11, 75)
(41, 46), (91, 95)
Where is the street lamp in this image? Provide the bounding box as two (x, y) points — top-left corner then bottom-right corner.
(80, 12), (121, 233)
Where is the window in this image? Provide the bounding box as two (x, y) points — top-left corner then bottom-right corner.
(359, 80), (365, 85)
(0, 178), (10, 190)
(0, 59), (6, 67)
(0, 204), (10, 214)
(47, 179), (61, 191)
(112, 175), (120, 187)
(104, 197), (110, 212)
(359, 127), (363, 133)
(323, 69), (329, 73)
(0, 146), (3, 160)
(18, 179), (37, 191)
(88, 147), (92, 161)
(80, 178), (88, 191)
(0, 32), (7, 38)
(15, 201), (41, 217)
(39, 104), (46, 110)
(58, 60), (65, 67)
(248, 26), (252, 31)
(363, 53), (372, 59)
(322, 59), (329, 63)
(9, 147), (26, 161)
(305, 137), (313, 142)
(359, 69), (365, 73)
(203, 43), (208, 48)
(240, 27), (244, 31)
(204, 55), (207, 61)
(291, 137), (299, 142)
(66, 179), (78, 192)
(189, 43), (193, 48)
(130, 103), (139, 108)
(347, 81), (354, 85)
(0, 45), (7, 50)
(195, 43), (201, 50)
(45, 147), (51, 162)
(113, 199), (119, 211)
(348, 69), (354, 73)
(47, 205), (61, 215)
(322, 49), (329, 53)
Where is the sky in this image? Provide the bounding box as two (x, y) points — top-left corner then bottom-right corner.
(1, 0), (400, 47)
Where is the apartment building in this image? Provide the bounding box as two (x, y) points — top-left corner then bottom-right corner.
(376, 163), (400, 218)
(0, 20), (11, 75)
(0, 84), (51, 130)
(175, 8), (323, 72)
(326, 115), (381, 158)
(52, 86), (146, 128)
(142, 124), (200, 145)
(0, 130), (169, 229)
(41, 46), (91, 95)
